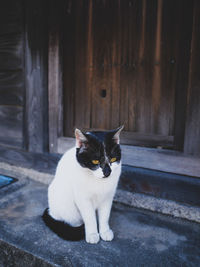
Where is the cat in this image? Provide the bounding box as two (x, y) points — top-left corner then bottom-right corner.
(42, 126), (123, 244)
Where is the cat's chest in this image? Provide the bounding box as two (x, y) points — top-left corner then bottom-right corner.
(76, 175), (115, 204)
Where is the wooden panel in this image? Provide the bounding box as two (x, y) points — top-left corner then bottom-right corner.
(63, 0), (76, 137)
(62, 0), (193, 149)
(0, 106), (23, 148)
(184, 0), (200, 155)
(0, 33), (23, 70)
(0, 0), (24, 149)
(0, 0), (23, 35)
(48, 0), (64, 152)
(173, 0), (194, 150)
(91, 0), (112, 129)
(0, 71), (23, 105)
(24, 0), (48, 153)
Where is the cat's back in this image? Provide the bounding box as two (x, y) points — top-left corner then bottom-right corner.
(51, 147), (78, 184)
(57, 146), (77, 169)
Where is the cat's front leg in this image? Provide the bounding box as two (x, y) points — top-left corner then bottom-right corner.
(98, 197), (114, 241)
(77, 200), (99, 244)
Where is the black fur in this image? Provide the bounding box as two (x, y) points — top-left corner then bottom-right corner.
(42, 208), (85, 241)
(76, 128), (121, 176)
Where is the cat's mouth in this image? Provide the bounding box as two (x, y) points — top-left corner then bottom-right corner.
(102, 173), (111, 178)
(102, 175), (110, 179)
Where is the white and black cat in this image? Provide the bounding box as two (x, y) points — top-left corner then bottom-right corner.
(42, 126), (123, 244)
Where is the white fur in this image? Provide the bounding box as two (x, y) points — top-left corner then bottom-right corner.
(48, 147), (121, 244)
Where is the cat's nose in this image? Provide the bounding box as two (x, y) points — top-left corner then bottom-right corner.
(103, 164), (111, 178)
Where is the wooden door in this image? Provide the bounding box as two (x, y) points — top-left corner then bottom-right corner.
(63, 0), (193, 148)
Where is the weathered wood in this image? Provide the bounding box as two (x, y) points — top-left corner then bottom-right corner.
(63, 0), (76, 137)
(79, 127), (173, 148)
(48, 0), (64, 153)
(173, 0), (194, 150)
(62, 0), (189, 149)
(0, 71), (23, 105)
(75, 1), (91, 130)
(0, 106), (23, 148)
(24, 0), (48, 153)
(0, 33), (23, 70)
(49, 0), (199, 154)
(184, 0), (200, 155)
(0, 0), (23, 35)
(0, 0), (24, 149)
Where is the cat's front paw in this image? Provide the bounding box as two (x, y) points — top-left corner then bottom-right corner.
(86, 233), (100, 244)
(100, 229), (114, 241)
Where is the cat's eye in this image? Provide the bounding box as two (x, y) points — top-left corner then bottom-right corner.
(92, 160), (100, 165)
(110, 157), (117, 163)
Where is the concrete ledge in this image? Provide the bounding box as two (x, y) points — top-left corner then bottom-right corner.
(0, 239), (55, 267)
(1, 161), (200, 224)
(115, 190), (200, 224)
(120, 165), (200, 207)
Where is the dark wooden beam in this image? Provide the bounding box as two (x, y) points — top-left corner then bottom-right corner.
(24, 0), (48, 153)
(48, 0), (64, 153)
(184, 0), (200, 155)
(173, 0), (194, 151)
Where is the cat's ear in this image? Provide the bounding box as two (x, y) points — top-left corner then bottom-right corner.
(112, 125), (124, 144)
(75, 128), (88, 148)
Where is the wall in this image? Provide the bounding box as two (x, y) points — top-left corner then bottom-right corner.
(0, 0), (48, 153)
(0, 0), (24, 148)
(0, 0), (199, 156)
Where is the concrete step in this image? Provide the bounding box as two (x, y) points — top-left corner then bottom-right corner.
(1, 161), (200, 223)
(0, 178), (200, 267)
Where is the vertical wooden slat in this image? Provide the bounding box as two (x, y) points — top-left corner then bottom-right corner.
(160, 0), (179, 137)
(119, 0), (130, 130)
(48, 0), (64, 153)
(24, 0), (48, 153)
(91, 0), (112, 129)
(75, 0), (91, 130)
(151, 0), (162, 133)
(63, 0), (76, 137)
(135, 0), (158, 134)
(131, 0), (146, 133)
(173, 0), (194, 151)
(184, 0), (200, 155)
(109, 0), (121, 129)
(127, 0), (142, 132)
(87, 0), (94, 129)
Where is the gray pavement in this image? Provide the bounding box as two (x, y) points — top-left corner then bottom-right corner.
(0, 178), (200, 267)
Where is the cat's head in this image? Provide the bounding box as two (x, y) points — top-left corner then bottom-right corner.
(75, 126), (123, 179)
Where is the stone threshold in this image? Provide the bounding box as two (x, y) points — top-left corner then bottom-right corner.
(0, 161), (200, 224)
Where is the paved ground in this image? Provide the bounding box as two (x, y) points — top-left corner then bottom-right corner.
(0, 178), (200, 267)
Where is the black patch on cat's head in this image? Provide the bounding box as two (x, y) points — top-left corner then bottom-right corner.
(75, 127), (123, 177)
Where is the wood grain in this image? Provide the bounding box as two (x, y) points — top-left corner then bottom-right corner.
(0, 71), (23, 105)
(0, 33), (23, 70)
(184, 0), (200, 155)
(0, 0), (24, 149)
(60, 0), (197, 150)
(0, 106), (23, 148)
(24, 0), (48, 153)
(0, 0), (23, 35)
